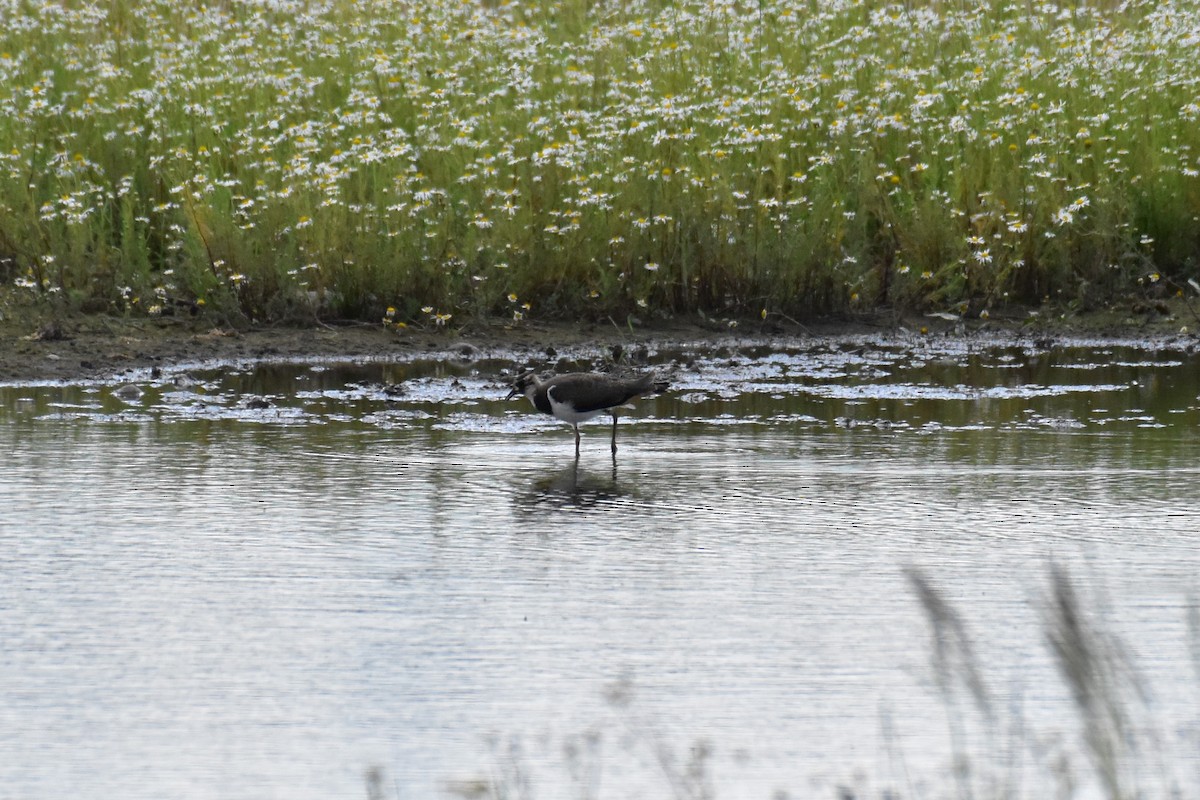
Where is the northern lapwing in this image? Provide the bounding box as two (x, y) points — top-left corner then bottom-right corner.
(506, 371), (670, 456)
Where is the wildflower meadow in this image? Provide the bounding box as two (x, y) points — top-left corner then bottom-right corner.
(2, 0), (1199, 325)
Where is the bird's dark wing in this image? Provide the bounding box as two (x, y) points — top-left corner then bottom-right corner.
(546, 373), (653, 414)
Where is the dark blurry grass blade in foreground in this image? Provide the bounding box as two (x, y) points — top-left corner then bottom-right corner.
(906, 567), (993, 721)
(906, 566), (994, 798)
(908, 564), (1161, 800)
(1043, 564), (1146, 800)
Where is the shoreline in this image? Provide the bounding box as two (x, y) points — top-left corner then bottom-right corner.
(1, 304), (1195, 385)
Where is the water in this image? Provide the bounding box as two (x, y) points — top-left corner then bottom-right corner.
(2, 334), (1200, 799)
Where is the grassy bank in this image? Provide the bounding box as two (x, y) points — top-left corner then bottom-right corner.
(2, 0), (1199, 326)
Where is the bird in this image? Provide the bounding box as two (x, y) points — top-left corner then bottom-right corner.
(506, 370), (670, 456)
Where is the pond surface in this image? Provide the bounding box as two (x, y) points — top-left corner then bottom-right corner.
(3, 334), (1200, 799)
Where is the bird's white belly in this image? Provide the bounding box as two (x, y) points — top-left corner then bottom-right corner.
(546, 393), (609, 424)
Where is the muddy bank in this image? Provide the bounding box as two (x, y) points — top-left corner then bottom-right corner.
(1, 301), (1196, 384)
(0, 311), (756, 383)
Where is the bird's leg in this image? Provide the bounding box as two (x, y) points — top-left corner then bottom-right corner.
(610, 413), (618, 454)
(574, 424), (581, 457)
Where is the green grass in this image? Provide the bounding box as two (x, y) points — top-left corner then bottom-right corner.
(2, 0), (1200, 325)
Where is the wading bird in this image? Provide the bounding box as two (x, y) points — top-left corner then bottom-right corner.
(506, 370), (670, 456)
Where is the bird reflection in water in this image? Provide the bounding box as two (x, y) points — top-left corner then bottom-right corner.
(518, 457), (626, 511)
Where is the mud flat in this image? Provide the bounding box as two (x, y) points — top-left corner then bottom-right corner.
(1, 301), (1196, 385)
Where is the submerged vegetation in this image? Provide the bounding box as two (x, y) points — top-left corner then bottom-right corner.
(2, 0), (1200, 325)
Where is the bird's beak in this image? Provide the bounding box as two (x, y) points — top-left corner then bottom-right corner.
(505, 386), (520, 401)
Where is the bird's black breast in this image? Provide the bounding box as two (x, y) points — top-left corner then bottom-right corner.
(532, 389), (554, 415)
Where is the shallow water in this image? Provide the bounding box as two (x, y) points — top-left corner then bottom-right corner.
(3, 334), (1200, 799)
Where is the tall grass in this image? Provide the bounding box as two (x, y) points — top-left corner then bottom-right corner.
(909, 565), (1180, 800)
(450, 567), (1193, 800)
(2, 0), (1199, 324)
